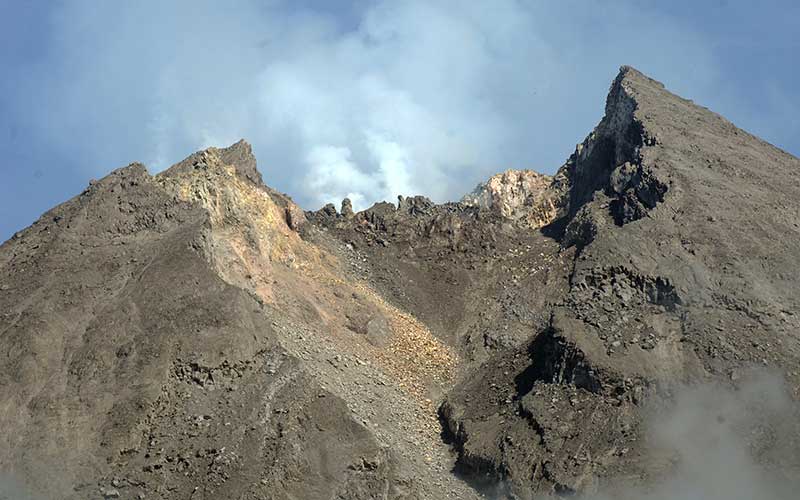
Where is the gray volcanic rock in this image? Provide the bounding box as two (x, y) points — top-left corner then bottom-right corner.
(2, 67), (800, 500)
(0, 155), (396, 499)
(0, 143), (468, 500)
(341, 197), (355, 218)
(437, 66), (800, 496)
(306, 66), (800, 497)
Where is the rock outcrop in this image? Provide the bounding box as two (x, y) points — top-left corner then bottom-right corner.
(462, 169), (559, 227)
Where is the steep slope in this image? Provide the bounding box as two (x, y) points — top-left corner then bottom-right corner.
(0, 143), (477, 499)
(308, 66), (800, 498)
(436, 67), (800, 496)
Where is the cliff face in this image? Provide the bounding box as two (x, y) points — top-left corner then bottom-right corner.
(2, 67), (800, 499)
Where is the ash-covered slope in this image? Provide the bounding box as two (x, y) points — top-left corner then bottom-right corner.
(0, 142), (477, 500)
(309, 66), (800, 498)
(437, 67), (800, 496)
(2, 66), (800, 500)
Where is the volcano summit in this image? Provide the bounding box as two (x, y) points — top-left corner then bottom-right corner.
(1, 67), (799, 499)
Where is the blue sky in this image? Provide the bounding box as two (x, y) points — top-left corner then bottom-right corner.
(1, 0), (798, 242)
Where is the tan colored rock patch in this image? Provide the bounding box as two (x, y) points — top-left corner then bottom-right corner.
(158, 148), (458, 422)
(462, 168), (561, 227)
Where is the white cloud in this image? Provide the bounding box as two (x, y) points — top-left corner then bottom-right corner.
(11, 0), (729, 211)
(305, 145), (372, 210)
(365, 132), (415, 203)
(304, 134), (416, 211)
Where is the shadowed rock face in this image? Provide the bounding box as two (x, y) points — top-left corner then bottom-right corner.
(2, 66), (800, 499)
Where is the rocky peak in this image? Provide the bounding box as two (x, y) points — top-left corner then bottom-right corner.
(158, 140), (307, 233)
(161, 139), (264, 188)
(397, 195), (434, 215)
(341, 198), (355, 218)
(216, 139), (264, 187)
(548, 66), (671, 248)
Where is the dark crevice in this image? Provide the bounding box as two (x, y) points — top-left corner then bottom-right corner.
(438, 403), (510, 496)
(573, 266), (682, 312)
(608, 163), (668, 226)
(514, 325), (603, 399)
(542, 82), (668, 252)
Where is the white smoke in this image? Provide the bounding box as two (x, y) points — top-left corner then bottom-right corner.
(587, 371), (800, 500)
(305, 145), (373, 210)
(480, 371), (800, 500)
(7, 0), (730, 214)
